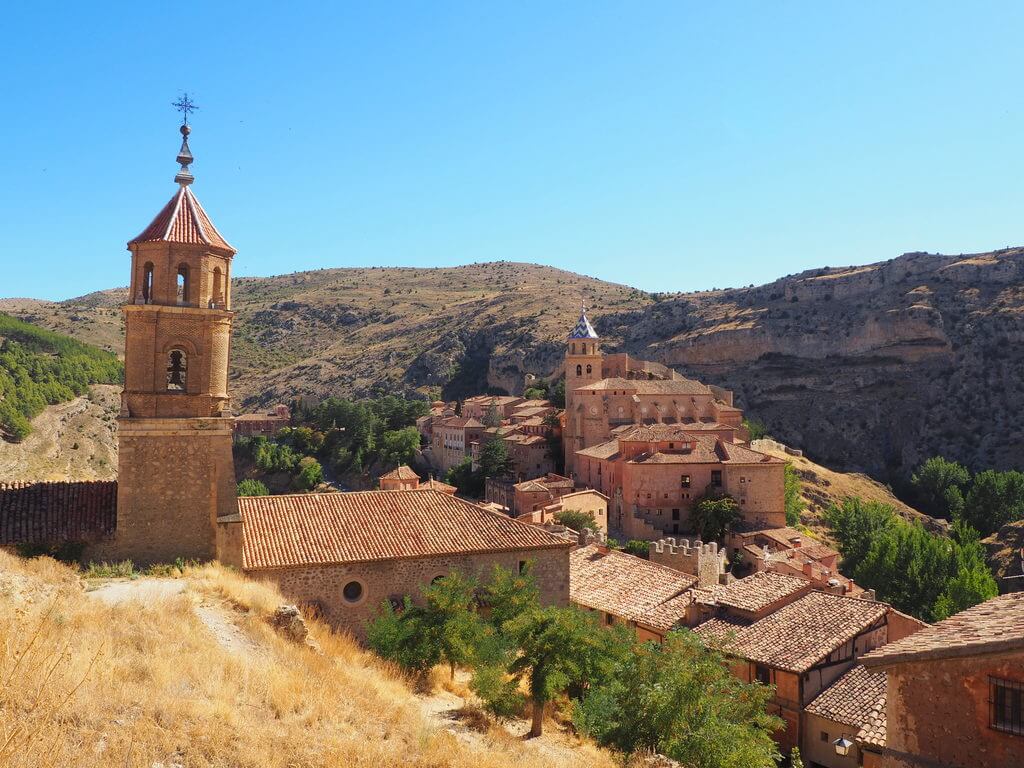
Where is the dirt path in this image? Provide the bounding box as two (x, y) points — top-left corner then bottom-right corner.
(87, 577), (259, 656)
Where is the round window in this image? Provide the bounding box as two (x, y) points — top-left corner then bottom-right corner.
(342, 580), (364, 604)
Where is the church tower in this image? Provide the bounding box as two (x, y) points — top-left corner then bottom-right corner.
(563, 307), (602, 476)
(114, 112), (238, 564)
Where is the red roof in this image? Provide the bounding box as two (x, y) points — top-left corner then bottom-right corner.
(0, 481), (117, 545)
(130, 185), (235, 252)
(239, 489), (572, 570)
(380, 465), (420, 481)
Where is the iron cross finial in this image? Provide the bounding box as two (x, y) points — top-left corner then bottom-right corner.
(172, 92), (199, 125)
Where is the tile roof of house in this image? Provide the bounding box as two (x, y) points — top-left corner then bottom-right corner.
(511, 407), (551, 418)
(805, 665), (887, 729)
(575, 440), (621, 461)
(691, 615), (753, 643)
(239, 489), (571, 571)
(543, 489), (608, 507)
(129, 185), (234, 251)
(422, 478), (457, 494)
(575, 377), (712, 396)
(570, 545), (696, 631)
(0, 481), (117, 546)
(568, 310), (599, 339)
(701, 592), (889, 673)
(862, 591), (1024, 667)
(380, 465), (420, 481)
(439, 417), (485, 429)
(618, 423), (734, 441)
(693, 571), (811, 614)
(857, 696), (887, 748)
(514, 475), (574, 492)
(514, 399), (552, 409)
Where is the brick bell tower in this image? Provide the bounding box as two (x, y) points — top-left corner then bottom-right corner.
(114, 109), (238, 564)
(563, 305), (602, 476)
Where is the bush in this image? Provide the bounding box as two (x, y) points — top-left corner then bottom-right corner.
(293, 457), (323, 490)
(553, 509), (599, 532)
(690, 493), (741, 541)
(623, 540), (650, 558)
(237, 479), (269, 497)
(784, 464), (806, 527)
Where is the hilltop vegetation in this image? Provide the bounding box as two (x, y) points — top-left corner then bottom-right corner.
(0, 313), (122, 441)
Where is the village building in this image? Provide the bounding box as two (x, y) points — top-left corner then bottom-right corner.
(494, 473), (575, 516)
(378, 465), (421, 491)
(570, 543), (697, 643)
(233, 404), (291, 437)
(728, 526), (862, 595)
(430, 416), (485, 475)
(518, 490), (609, 534)
(461, 395), (525, 421)
(562, 309), (744, 477)
(574, 422), (786, 538)
(694, 591), (920, 755)
(232, 488), (573, 640)
(415, 401), (456, 442)
(861, 591), (1024, 768)
(803, 664), (887, 768)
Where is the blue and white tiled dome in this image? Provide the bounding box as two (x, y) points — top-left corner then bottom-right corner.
(568, 310), (599, 339)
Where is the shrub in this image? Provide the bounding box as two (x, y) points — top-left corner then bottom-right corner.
(237, 479), (269, 497)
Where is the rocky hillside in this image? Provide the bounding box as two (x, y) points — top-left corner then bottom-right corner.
(7, 249), (1024, 483)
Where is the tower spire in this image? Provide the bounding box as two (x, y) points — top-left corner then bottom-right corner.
(171, 93), (199, 186)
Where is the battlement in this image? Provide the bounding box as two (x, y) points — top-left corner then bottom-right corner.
(650, 536), (727, 588)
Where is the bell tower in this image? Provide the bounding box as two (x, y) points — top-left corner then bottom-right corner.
(114, 106), (238, 564)
(563, 306), (602, 476)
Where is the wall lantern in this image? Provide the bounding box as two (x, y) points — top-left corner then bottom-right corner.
(833, 736), (854, 756)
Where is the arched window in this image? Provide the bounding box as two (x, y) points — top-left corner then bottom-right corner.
(212, 267), (224, 308)
(586, 364), (592, 375)
(571, 343), (576, 354)
(575, 364), (582, 376)
(166, 349), (187, 391)
(142, 262), (154, 303)
(176, 264), (190, 306)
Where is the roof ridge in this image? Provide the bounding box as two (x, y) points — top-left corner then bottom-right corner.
(163, 186), (186, 241)
(184, 187), (209, 245)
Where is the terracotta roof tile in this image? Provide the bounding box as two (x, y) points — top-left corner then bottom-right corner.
(421, 478), (457, 494)
(570, 545), (696, 631)
(576, 377), (712, 396)
(0, 481), (117, 545)
(692, 571), (811, 614)
(702, 592), (889, 673)
(239, 489), (571, 570)
(856, 696), (887, 748)
(380, 465), (420, 481)
(129, 186), (234, 251)
(805, 665), (887, 729)
(863, 591), (1024, 666)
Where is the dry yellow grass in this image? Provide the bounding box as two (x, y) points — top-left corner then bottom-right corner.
(0, 553), (615, 768)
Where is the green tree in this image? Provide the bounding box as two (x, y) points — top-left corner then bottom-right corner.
(961, 469), (1024, 536)
(623, 540), (650, 558)
(554, 509), (599, 532)
(523, 386), (547, 401)
(690, 493), (741, 541)
(482, 402), (503, 428)
(574, 630), (782, 768)
(504, 607), (623, 737)
(293, 456), (323, 490)
(784, 464), (806, 527)
(482, 562), (541, 632)
(236, 479), (269, 497)
(365, 597), (440, 676)
(911, 456), (970, 519)
(445, 458), (481, 497)
(790, 747), (806, 768)
(380, 426), (421, 469)
(477, 437), (513, 480)
(824, 498), (898, 574)
(421, 572), (492, 679)
(742, 418), (768, 441)
(933, 522), (999, 620)
(549, 379), (566, 408)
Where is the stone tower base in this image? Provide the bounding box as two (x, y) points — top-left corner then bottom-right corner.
(104, 416), (237, 566)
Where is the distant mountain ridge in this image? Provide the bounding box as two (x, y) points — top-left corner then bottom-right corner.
(4, 249), (1024, 484)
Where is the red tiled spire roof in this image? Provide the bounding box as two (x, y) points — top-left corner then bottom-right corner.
(129, 185), (235, 252)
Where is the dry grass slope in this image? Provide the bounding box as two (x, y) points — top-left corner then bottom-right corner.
(0, 552), (614, 768)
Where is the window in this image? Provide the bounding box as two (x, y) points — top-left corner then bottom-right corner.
(518, 560), (528, 575)
(672, 509), (680, 520)
(820, 731), (829, 743)
(755, 665), (771, 685)
(586, 364), (592, 375)
(681, 475), (691, 488)
(668, 442), (674, 449)
(166, 350), (187, 391)
(991, 677), (1024, 735)
(342, 580), (364, 604)
(711, 470), (723, 487)
(576, 364), (582, 376)
(740, 477), (746, 483)
(212, 266), (224, 307)
(142, 262), (154, 303)
(176, 264), (190, 305)
(605, 613), (615, 626)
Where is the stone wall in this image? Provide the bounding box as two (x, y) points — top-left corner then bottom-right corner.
(880, 651), (1024, 768)
(252, 546), (571, 641)
(650, 537), (727, 587)
(107, 417), (236, 565)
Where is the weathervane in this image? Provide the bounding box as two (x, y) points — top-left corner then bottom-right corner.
(172, 92), (199, 126)
(172, 92), (197, 186)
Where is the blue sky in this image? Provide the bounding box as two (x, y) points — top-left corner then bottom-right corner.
(2, 2), (1023, 301)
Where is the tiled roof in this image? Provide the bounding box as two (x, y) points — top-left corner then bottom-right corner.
(129, 185), (234, 251)
(514, 400), (552, 409)
(380, 465), (419, 481)
(693, 571), (810, 614)
(439, 417), (485, 429)
(862, 591), (1024, 667)
(576, 377), (712, 396)
(0, 481), (117, 546)
(703, 592), (889, 673)
(570, 545), (696, 631)
(857, 696), (887, 748)
(576, 440), (621, 460)
(239, 489), (571, 570)
(805, 665), (887, 729)
(422, 479), (457, 494)
(618, 423), (736, 441)
(692, 615), (753, 643)
(568, 310), (599, 339)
